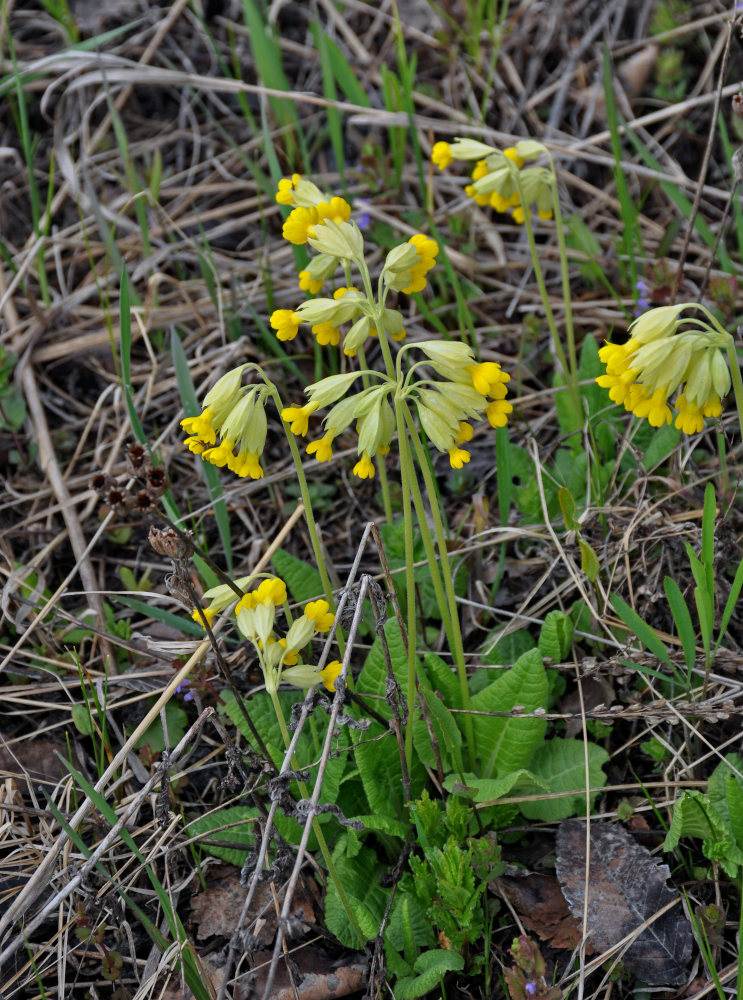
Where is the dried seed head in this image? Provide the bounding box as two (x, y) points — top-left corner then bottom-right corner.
(105, 485), (130, 511)
(145, 466), (168, 496)
(134, 490), (154, 512)
(90, 473), (111, 495)
(733, 94), (743, 118)
(148, 526), (194, 560)
(125, 442), (150, 477)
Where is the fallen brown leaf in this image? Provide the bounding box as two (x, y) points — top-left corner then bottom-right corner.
(556, 820), (693, 986)
(495, 872), (590, 952)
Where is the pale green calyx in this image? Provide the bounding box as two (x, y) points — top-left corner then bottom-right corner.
(308, 219), (364, 261)
(307, 372), (363, 407)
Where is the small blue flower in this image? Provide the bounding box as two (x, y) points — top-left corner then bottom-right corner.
(525, 983), (537, 997)
(635, 278), (650, 315)
(355, 198), (371, 231)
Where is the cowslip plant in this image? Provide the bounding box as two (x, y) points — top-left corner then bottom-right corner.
(182, 170), (516, 772)
(433, 136), (581, 427)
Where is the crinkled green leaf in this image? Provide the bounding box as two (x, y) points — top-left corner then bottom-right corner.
(324, 841), (388, 948)
(423, 652), (461, 708)
(482, 628), (536, 666)
(185, 805), (303, 866)
(413, 686), (463, 774)
(444, 769), (545, 805)
(357, 618), (415, 700)
(271, 548), (325, 603)
(518, 738), (609, 822)
(394, 948), (465, 999)
(538, 610), (574, 662)
(664, 790), (743, 878)
(470, 649), (548, 779)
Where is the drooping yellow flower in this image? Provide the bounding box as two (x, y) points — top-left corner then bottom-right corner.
(312, 322), (340, 347)
(319, 659), (342, 691)
(431, 141), (453, 170)
(448, 446), (471, 469)
(353, 452), (375, 479)
(303, 599), (335, 632)
(270, 309), (302, 341)
(192, 606), (216, 630)
(283, 206), (319, 245)
(401, 234), (438, 294)
(306, 431), (335, 462)
(299, 269), (324, 294)
(276, 173), (302, 205)
(486, 397), (513, 428)
(596, 303), (731, 434)
(281, 401), (320, 436)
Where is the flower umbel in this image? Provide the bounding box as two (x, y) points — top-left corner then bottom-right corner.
(596, 304), (732, 433)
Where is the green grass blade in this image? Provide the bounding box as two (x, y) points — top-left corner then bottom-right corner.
(171, 330), (234, 574)
(610, 593), (672, 666)
(119, 265), (148, 446)
(663, 577), (696, 671)
(715, 556), (743, 654)
(310, 23), (345, 187)
(602, 46), (640, 287)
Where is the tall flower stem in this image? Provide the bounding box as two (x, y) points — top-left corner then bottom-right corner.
(358, 346), (393, 523)
(267, 686), (364, 943)
(725, 335), (743, 443)
(271, 386), (335, 609)
(402, 408), (475, 770)
(394, 397), (420, 773)
(514, 171), (582, 429)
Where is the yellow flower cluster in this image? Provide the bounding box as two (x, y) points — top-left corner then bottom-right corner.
(280, 341), (512, 477)
(181, 368), (270, 479)
(596, 304), (731, 434)
(432, 138), (553, 224)
(192, 573), (341, 693)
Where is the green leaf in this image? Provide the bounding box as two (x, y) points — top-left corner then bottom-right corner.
(220, 689), (347, 807)
(664, 790), (743, 878)
(663, 577), (696, 670)
(444, 769), (546, 806)
(384, 880), (435, 957)
(324, 842), (388, 948)
(641, 424), (680, 471)
(271, 548), (325, 603)
(518, 739), (609, 822)
(578, 538), (600, 582)
(355, 722), (408, 820)
(394, 948), (465, 999)
(538, 611), (574, 662)
(358, 618), (414, 700)
(71, 703), (93, 735)
(609, 593), (672, 667)
(470, 649), (548, 779)
(558, 487), (580, 532)
(482, 629), (536, 666)
(133, 701), (188, 753)
(423, 652), (461, 709)
(185, 805), (265, 866)
(413, 686), (464, 775)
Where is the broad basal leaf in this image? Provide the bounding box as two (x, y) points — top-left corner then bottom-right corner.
(519, 738), (609, 823)
(324, 840), (388, 948)
(469, 649), (548, 779)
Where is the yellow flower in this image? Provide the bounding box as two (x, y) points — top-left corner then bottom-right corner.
(486, 398), (513, 428)
(236, 576), (287, 613)
(353, 452), (375, 479)
(631, 386), (672, 427)
(283, 205), (319, 245)
(312, 322), (340, 347)
(276, 173), (302, 205)
(674, 393), (704, 434)
(304, 599), (335, 632)
(315, 197), (352, 227)
(230, 450), (263, 479)
(281, 401), (320, 436)
(181, 409), (217, 444)
(192, 606), (216, 630)
(306, 432), (335, 462)
(299, 269), (324, 294)
(431, 141), (453, 170)
(202, 439), (237, 469)
(319, 659), (342, 692)
(277, 637), (299, 666)
(185, 435), (206, 454)
(401, 234), (438, 294)
(448, 446), (471, 469)
(469, 362), (510, 396)
(270, 309), (302, 341)
(455, 421), (473, 444)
